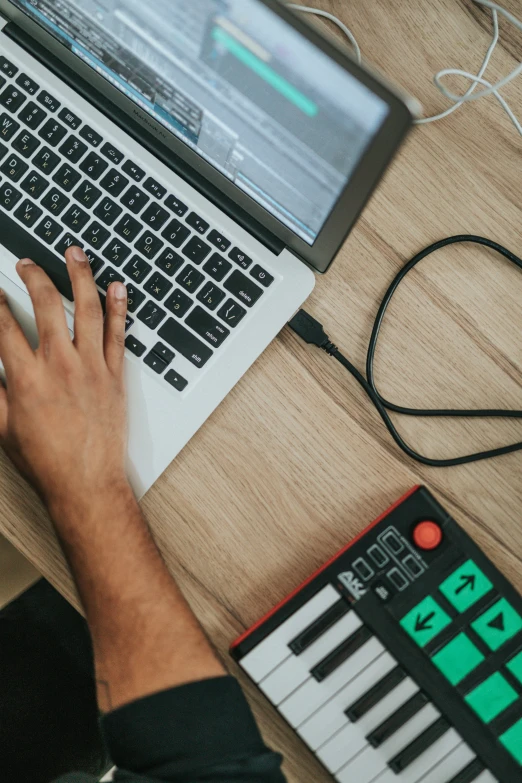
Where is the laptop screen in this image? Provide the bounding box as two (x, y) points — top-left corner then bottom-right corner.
(10, 0), (389, 245)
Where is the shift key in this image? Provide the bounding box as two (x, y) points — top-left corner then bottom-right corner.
(158, 317), (213, 368)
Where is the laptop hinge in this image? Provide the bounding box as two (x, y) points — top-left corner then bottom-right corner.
(4, 22), (286, 257)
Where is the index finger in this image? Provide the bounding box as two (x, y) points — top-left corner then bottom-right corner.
(0, 289), (34, 379)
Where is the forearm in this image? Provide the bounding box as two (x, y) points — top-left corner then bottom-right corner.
(50, 483), (224, 712)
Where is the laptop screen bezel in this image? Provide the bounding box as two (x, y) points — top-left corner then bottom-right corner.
(0, 0), (413, 273)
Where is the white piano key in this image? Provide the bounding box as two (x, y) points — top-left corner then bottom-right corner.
(335, 703), (441, 783)
(240, 585), (340, 682)
(474, 772), (498, 783)
(259, 610), (363, 705)
(317, 677), (419, 773)
(415, 742), (475, 783)
(369, 728), (461, 783)
(296, 650), (396, 748)
(279, 636), (388, 732)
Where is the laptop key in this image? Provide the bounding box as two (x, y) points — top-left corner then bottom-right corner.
(122, 159), (145, 182)
(42, 187), (70, 215)
(58, 107), (81, 130)
(19, 101), (47, 129)
(161, 218), (190, 247)
(100, 168), (129, 197)
(53, 163), (81, 192)
(142, 203), (169, 230)
(224, 270), (263, 307)
(123, 255), (152, 284)
(0, 76), (5, 91)
(251, 264), (274, 287)
(74, 180), (102, 208)
(103, 238), (131, 267)
(186, 306), (230, 348)
(97, 266), (124, 292)
(35, 215), (62, 245)
(229, 247), (252, 269)
(125, 315), (134, 332)
(59, 135), (88, 164)
(165, 369), (188, 392)
(12, 129), (39, 158)
(84, 249), (104, 276)
(0, 142), (7, 161)
(143, 177), (166, 199)
(80, 151), (108, 180)
(203, 253), (232, 282)
(186, 211), (209, 235)
(21, 171), (48, 198)
(121, 185), (149, 214)
(152, 342), (175, 364)
(165, 289), (192, 318)
(165, 194), (188, 217)
(158, 318), (213, 368)
(217, 298), (247, 328)
(38, 119), (67, 147)
(208, 229), (231, 253)
(0, 113), (20, 141)
(144, 351), (168, 375)
(0, 57), (18, 79)
(0, 182), (22, 210)
(14, 198), (42, 228)
(114, 213), (141, 242)
(94, 197), (123, 226)
(1, 153), (29, 182)
(55, 233), (83, 256)
(62, 204), (90, 232)
(0, 209), (72, 299)
(125, 335), (146, 358)
(100, 142), (124, 165)
(144, 271), (173, 301)
(182, 236), (211, 265)
(37, 90), (60, 113)
(0, 86), (26, 112)
(79, 125), (103, 147)
(16, 74), (39, 96)
(177, 263), (204, 293)
(124, 284), (146, 313)
(197, 282), (226, 311)
(33, 146), (60, 174)
(135, 230), (163, 260)
(156, 248), (184, 277)
(137, 301), (167, 330)
(83, 221), (111, 250)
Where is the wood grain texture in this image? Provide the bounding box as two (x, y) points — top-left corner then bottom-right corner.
(1, 2), (522, 780)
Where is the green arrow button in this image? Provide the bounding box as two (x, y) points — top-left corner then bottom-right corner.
(439, 560), (493, 613)
(471, 599), (522, 651)
(400, 596), (452, 647)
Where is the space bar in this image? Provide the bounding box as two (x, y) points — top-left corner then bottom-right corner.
(0, 212), (73, 301)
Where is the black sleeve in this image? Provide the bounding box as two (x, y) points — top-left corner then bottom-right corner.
(101, 676), (286, 782)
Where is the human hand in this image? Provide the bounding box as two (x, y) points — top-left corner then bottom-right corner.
(0, 247), (131, 523)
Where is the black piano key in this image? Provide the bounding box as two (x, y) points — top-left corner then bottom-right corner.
(289, 599), (350, 656)
(311, 625), (373, 683)
(367, 691), (430, 748)
(446, 758), (486, 783)
(388, 716), (451, 773)
(345, 666), (407, 722)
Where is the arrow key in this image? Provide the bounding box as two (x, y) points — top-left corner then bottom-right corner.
(472, 598), (522, 651)
(400, 596), (451, 648)
(439, 560), (493, 613)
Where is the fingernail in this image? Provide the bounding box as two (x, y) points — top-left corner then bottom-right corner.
(19, 258), (34, 266)
(71, 246), (87, 263)
(113, 282), (127, 301)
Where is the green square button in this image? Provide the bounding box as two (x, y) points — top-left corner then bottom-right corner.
(439, 560), (493, 613)
(500, 717), (522, 764)
(471, 599), (522, 651)
(465, 672), (518, 723)
(400, 596), (452, 648)
(507, 650), (522, 685)
(432, 633), (485, 685)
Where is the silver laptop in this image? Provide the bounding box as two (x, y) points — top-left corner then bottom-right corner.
(0, 0), (413, 498)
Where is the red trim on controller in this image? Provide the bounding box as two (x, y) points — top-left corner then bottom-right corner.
(231, 485), (421, 650)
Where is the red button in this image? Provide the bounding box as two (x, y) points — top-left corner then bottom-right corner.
(413, 521), (442, 550)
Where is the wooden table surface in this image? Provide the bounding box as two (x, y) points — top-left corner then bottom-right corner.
(1, 1), (522, 780)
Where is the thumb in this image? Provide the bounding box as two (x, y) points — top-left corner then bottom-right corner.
(0, 381), (8, 441)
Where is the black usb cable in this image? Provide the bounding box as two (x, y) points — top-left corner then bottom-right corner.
(288, 235), (522, 467)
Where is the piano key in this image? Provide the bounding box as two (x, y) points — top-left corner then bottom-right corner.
(389, 716), (450, 772)
(239, 585), (340, 682)
(289, 599), (349, 655)
(295, 647), (393, 744)
(346, 665), (407, 721)
(420, 744), (477, 783)
(368, 691), (430, 747)
(312, 625), (372, 682)
(259, 611), (363, 705)
(335, 702), (441, 783)
(317, 676), (419, 773)
(370, 727), (462, 783)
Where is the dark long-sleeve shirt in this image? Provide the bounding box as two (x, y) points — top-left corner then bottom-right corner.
(54, 677), (286, 783)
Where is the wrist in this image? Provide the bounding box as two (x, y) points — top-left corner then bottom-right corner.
(48, 475), (137, 532)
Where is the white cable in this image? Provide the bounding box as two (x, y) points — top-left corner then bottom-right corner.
(286, 4), (361, 64)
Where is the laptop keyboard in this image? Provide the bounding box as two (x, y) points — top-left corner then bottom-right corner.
(0, 55), (276, 393)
